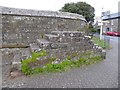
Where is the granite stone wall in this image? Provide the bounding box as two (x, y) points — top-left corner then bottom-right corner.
(1, 6), (86, 46)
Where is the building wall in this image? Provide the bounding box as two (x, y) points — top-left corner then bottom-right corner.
(1, 7), (86, 46)
(118, 18), (120, 32)
(103, 18), (118, 32)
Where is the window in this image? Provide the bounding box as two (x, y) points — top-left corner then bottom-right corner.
(107, 27), (110, 31)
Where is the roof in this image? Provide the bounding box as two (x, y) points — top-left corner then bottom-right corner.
(103, 12), (120, 20)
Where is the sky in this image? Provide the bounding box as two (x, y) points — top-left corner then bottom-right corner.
(0, 0), (119, 17)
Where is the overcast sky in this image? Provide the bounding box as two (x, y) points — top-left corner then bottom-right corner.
(0, 0), (119, 17)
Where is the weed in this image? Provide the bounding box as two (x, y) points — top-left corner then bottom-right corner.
(21, 50), (47, 75)
(32, 68), (43, 74)
(92, 36), (110, 49)
(49, 57), (58, 62)
(67, 55), (71, 60)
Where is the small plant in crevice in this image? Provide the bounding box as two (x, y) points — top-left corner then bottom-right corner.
(48, 57), (58, 62)
(72, 52), (78, 57)
(21, 50), (47, 75)
(67, 55), (71, 60)
(40, 34), (45, 39)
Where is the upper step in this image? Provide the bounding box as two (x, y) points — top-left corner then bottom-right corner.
(45, 34), (59, 38)
(51, 31), (84, 37)
(45, 34), (59, 42)
(36, 39), (50, 48)
(29, 43), (41, 52)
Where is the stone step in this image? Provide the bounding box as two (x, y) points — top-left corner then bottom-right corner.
(45, 34), (59, 42)
(45, 49), (94, 61)
(29, 43), (41, 52)
(21, 48), (32, 60)
(12, 52), (22, 71)
(51, 31), (84, 37)
(58, 37), (83, 43)
(48, 41), (93, 50)
(45, 34), (59, 38)
(46, 42), (93, 51)
(36, 39), (51, 48)
(50, 43), (68, 49)
(28, 56), (51, 69)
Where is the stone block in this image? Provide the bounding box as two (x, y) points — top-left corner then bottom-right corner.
(51, 31), (83, 37)
(101, 50), (106, 59)
(21, 48), (32, 60)
(30, 43), (41, 52)
(50, 43), (68, 49)
(29, 57), (51, 69)
(45, 34), (59, 42)
(10, 71), (23, 77)
(36, 56), (48, 61)
(97, 46), (102, 52)
(36, 39), (50, 48)
(12, 53), (22, 71)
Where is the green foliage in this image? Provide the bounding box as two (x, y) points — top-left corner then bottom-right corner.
(21, 50), (103, 75)
(67, 55), (71, 60)
(72, 52), (78, 57)
(44, 63), (65, 72)
(21, 50), (47, 75)
(92, 36), (110, 49)
(79, 58), (87, 64)
(91, 28), (97, 33)
(32, 68), (43, 74)
(62, 60), (73, 67)
(21, 58), (34, 75)
(32, 50), (47, 59)
(40, 33), (45, 39)
(60, 2), (95, 23)
(88, 23), (97, 34)
(49, 57), (58, 62)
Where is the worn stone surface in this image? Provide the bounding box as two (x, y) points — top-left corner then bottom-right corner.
(36, 39), (50, 49)
(45, 34), (59, 42)
(101, 50), (106, 59)
(21, 48), (31, 60)
(10, 71), (23, 78)
(30, 56), (51, 69)
(29, 43), (41, 52)
(12, 52), (22, 71)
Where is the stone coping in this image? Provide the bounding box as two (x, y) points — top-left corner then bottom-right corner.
(0, 6), (86, 21)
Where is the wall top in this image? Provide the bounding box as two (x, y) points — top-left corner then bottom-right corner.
(0, 6), (86, 21)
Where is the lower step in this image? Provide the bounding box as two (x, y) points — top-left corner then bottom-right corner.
(21, 48), (32, 60)
(12, 52), (22, 71)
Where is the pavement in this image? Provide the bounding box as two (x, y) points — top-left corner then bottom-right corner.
(1, 36), (119, 88)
